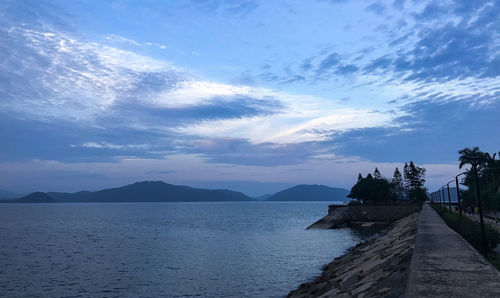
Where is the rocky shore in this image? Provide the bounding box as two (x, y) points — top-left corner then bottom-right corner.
(288, 212), (419, 298)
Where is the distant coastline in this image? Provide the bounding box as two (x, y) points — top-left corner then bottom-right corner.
(1, 181), (350, 203)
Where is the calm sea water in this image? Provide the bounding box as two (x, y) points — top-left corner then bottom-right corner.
(0, 202), (368, 297)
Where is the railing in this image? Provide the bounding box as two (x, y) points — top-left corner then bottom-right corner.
(429, 171), (489, 256)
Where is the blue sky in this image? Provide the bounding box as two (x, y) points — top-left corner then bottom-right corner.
(1, 0), (499, 196)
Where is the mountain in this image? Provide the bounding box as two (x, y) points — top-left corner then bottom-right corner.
(17, 192), (56, 203)
(0, 189), (22, 199)
(45, 181), (253, 203)
(265, 184), (349, 201)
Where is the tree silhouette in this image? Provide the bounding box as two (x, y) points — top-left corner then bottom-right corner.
(348, 174), (394, 204)
(458, 147), (500, 211)
(391, 167), (404, 200)
(402, 161), (426, 201)
(459, 146), (489, 169)
(374, 167), (382, 179)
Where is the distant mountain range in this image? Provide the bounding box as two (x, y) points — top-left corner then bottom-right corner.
(0, 189), (22, 199)
(16, 192), (56, 203)
(2, 182), (350, 203)
(2, 181), (252, 203)
(265, 184), (349, 201)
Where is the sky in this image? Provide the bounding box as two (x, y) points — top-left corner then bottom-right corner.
(0, 0), (499, 196)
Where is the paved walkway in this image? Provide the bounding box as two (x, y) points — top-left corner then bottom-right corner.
(406, 203), (500, 297)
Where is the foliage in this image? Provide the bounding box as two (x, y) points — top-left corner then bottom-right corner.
(487, 253), (500, 271)
(458, 147), (500, 211)
(431, 204), (500, 254)
(347, 174), (395, 204)
(349, 162), (427, 204)
(403, 161), (427, 201)
(391, 167), (405, 200)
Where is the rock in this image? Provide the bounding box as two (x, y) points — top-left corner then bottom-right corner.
(351, 281), (374, 296)
(309, 282), (329, 294)
(287, 213), (419, 298)
(341, 272), (359, 289)
(319, 288), (340, 297)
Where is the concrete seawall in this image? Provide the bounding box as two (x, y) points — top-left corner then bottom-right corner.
(291, 203), (500, 297)
(307, 204), (421, 229)
(289, 213), (419, 297)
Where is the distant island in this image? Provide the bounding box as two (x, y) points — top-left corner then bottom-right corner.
(2, 182), (350, 203)
(265, 184), (349, 201)
(16, 192), (56, 203)
(4, 181), (252, 203)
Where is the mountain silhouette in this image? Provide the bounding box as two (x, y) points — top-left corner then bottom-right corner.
(44, 181), (253, 202)
(17, 192), (56, 203)
(265, 184), (349, 201)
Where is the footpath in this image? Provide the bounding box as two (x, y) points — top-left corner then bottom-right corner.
(406, 203), (500, 297)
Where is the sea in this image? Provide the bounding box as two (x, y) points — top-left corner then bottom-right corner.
(0, 201), (369, 297)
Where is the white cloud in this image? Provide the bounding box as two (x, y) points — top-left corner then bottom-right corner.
(1, 26), (403, 145)
(175, 103), (394, 144)
(105, 34), (140, 46)
(72, 142), (150, 150)
(151, 81), (256, 108)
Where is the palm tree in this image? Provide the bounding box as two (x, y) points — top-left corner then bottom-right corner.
(459, 146), (489, 256)
(458, 147), (488, 169)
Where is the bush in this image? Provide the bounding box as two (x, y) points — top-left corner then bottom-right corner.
(347, 176), (395, 204)
(431, 204), (500, 254)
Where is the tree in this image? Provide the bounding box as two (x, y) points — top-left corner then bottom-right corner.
(357, 173), (363, 182)
(459, 147), (489, 170)
(403, 163), (410, 194)
(403, 161), (427, 201)
(408, 161), (426, 190)
(374, 167), (382, 179)
(458, 147), (500, 211)
(348, 174), (395, 204)
(391, 167), (404, 200)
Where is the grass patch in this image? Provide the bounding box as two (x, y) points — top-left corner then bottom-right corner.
(487, 253), (500, 271)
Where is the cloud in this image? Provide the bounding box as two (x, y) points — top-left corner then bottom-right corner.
(365, 1), (386, 15)
(333, 94), (500, 164)
(316, 52), (341, 74)
(175, 106), (395, 145)
(0, 25), (185, 121)
(1, 9), (406, 162)
(75, 142), (150, 150)
(105, 34), (140, 46)
(253, 0), (498, 112)
(185, 0), (258, 15)
(0, 153), (463, 193)
(2, 0), (497, 193)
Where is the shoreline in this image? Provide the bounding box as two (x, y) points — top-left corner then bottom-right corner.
(288, 212), (419, 297)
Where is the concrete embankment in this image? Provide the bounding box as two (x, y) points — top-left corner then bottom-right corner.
(307, 204), (421, 229)
(406, 204), (500, 297)
(288, 212), (419, 297)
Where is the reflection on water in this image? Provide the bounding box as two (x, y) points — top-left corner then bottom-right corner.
(0, 202), (371, 297)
